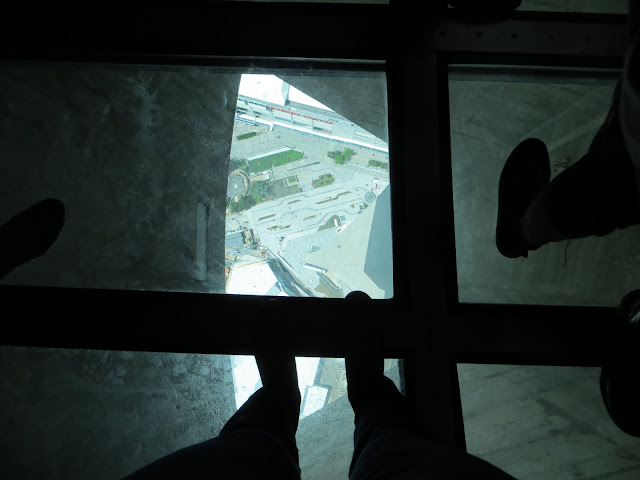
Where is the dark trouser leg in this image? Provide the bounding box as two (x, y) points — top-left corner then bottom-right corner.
(521, 83), (640, 248)
(600, 292), (640, 437)
(124, 360), (301, 480)
(348, 375), (516, 480)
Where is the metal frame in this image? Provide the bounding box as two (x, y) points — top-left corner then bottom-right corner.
(0, 1), (630, 450)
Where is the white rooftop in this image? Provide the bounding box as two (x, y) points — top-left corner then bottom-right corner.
(239, 74), (288, 106)
(239, 74), (334, 112)
(226, 262), (277, 296)
(288, 84), (334, 112)
(231, 355), (323, 417)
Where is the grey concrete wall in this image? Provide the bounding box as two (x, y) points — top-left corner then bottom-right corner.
(0, 63), (238, 293)
(0, 346), (236, 479)
(280, 73), (389, 143)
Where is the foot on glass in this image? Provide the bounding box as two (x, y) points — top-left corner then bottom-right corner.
(255, 353), (300, 396)
(0, 198), (65, 279)
(496, 138), (550, 258)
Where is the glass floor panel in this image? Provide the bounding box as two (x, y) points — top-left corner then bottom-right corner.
(225, 73), (392, 299)
(0, 346), (400, 479)
(0, 64), (392, 299)
(450, 67), (640, 306)
(458, 364), (640, 480)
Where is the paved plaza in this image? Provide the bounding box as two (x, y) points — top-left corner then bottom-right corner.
(226, 121), (391, 297)
(231, 122), (390, 182)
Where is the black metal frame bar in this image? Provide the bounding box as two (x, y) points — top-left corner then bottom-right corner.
(0, 1), (630, 450)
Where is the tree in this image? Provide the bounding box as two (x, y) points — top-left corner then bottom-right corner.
(229, 195), (256, 214)
(229, 158), (247, 171)
(250, 180), (273, 202)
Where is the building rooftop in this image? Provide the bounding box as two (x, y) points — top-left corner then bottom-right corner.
(225, 232), (245, 250)
(238, 74), (334, 112)
(226, 261), (278, 296)
(239, 74), (289, 106)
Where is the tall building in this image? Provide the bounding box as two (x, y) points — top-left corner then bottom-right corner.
(236, 74), (388, 153)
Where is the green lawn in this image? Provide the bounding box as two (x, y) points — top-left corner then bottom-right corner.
(229, 176), (300, 214)
(237, 131), (258, 141)
(368, 159), (389, 169)
(249, 150), (304, 173)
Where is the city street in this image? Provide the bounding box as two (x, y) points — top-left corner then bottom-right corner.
(231, 122), (390, 182)
(227, 120), (391, 296)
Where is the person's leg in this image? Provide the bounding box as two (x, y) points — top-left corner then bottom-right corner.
(526, 81), (640, 245)
(497, 82), (640, 258)
(124, 354), (301, 480)
(218, 353), (301, 460)
(347, 356), (427, 477)
(600, 290), (640, 437)
(521, 138), (640, 247)
(346, 356), (516, 480)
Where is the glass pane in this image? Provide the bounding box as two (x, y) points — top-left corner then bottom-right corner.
(232, 355), (400, 416)
(0, 346), (399, 479)
(458, 364), (640, 480)
(225, 73), (392, 299)
(519, 0), (627, 14)
(0, 63), (391, 298)
(449, 66), (640, 306)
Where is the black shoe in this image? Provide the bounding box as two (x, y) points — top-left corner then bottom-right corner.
(496, 138), (550, 258)
(600, 290), (640, 437)
(0, 198), (65, 279)
(255, 353), (300, 394)
(345, 354), (385, 414)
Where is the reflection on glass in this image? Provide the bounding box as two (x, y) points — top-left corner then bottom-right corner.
(225, 74), (392, 299)
(458, 364), (640, 480)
